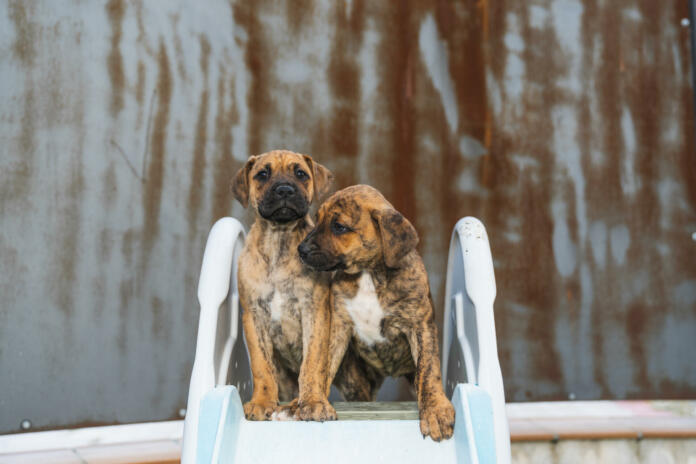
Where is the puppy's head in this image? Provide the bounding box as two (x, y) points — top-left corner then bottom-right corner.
(232, 150), (333, 224)
(298, 185), (419, 273)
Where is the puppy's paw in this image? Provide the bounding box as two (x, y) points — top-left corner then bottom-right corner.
(419, 397), (455, 441)
(271, 399), (299, 421)
(296, 399), (337, 422)
(243, 400), (276, 421)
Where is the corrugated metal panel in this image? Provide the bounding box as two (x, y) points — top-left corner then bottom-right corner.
(0, 0), (694, 433)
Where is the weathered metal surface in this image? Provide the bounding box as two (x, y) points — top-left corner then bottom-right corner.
(0, 0), (694, 434)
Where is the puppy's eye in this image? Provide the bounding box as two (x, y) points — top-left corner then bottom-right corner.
(254, 170), (269, 181)
(295, 169), (309, 180)
(331, 220), (350, 235)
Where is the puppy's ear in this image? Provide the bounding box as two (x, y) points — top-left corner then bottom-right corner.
(371, 208), (419, 268)
(303, 155), (334, 202)
(231, 156), (257, 208)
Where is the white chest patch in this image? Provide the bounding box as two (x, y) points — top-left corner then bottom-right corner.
(270, 290), (283, 322)
(344, 273), (386, 345)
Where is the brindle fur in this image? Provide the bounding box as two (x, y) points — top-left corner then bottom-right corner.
(233, 150), (338, 421)
(299, 185), (456, 441)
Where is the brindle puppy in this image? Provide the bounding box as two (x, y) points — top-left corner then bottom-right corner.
(232, 149), (337, 421)
(298, 185), (456, 441)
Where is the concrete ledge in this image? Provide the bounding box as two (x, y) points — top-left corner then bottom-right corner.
(0, 440), (180, 464)
(508, 399), (696, 441)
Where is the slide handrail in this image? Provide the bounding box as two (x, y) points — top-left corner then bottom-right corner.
(441, 217), (511, 464)
(181, 218), (248, 464)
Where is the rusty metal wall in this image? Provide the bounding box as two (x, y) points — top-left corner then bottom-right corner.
(0, 0), (694, 433)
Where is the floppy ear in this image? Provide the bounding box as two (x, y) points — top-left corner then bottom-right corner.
(231, 156), (257, 208)
(371, 208), (419, 268)
(302, 155), (334, 202)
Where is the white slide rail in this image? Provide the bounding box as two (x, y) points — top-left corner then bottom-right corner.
(441, 217), (511, 464)
(181, 218), (248, 464)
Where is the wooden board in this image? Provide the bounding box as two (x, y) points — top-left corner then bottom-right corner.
(332, 402), (419, 421)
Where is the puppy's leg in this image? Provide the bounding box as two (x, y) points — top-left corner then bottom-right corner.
(241, 305), (279, 420)
(407, 308), (455, 441)
(333, 345), (383, 401)
(295, 284), (336, 421)
(324, 297), (355, 396)
(270, 358), (300, 420)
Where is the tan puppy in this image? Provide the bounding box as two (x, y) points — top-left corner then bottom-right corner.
(298, 185), (456, 440)
(232, 149), (336, 421)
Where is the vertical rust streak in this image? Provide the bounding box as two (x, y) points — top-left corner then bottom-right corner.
(626, 303), (649, 389)
(143, 41), (172, 248)
(676, 2), (696, 210)
(326, 0), (365, 187)
(106, 0), (126, 117)
(491, 1), (565, 398)
(4, 1), (37, 207)
(235, 2), (267, 157)
(381, 0), (416, 221)
(56, 142), (86, 316)
(169, 13), (188, 82)
(286, 0), (315, 35)
(19, 86), (36, 163)
(187, 36), (211, 232)
(210, 72), (237, 221)
(210, 73), (228, 219)
(578, 0), (610, 397)
(7, 1), (37, 66)
(136, 61), (146, 106)
(187, 93), (209, 227)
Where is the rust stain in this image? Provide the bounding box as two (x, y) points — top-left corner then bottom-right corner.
(98, 228), (112, 286)
(482, 1), (568, 399)
(234, 1), (268, 156)
(56, 132), (86, 317)
(626, 303), (649, 389)
(676, 9), (696, 209)
(7, 0), (37, 66)
(102, 162), (118, 211)
(136, 60), (146, 106)
(106, 0), (126, 117)
(122, 229), (136, 267)
(151, 296), (166, 339)
(187, 36), (211, 234)
(324, 0), (365, 187)
(378, 0), (416, 222)
(7, 0), (37, 206)
(19, 85), (36, 159)
(142, 41), (172, 249)
(169, 12), (188, 82)
(118, 279), (133, 354)
(132, 0), (153, 56)
(199, 34), (211, 76)
(210, 72), (238, 221)
(286, 0), (314, 34)
(135, 60), (146, 129)
(577, 0), (609, 397)
(1, 85), (36, 210)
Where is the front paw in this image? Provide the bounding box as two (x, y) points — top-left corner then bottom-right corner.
(296, 399), (337, 422)
(243, 400), (277, 421)
(271, 398), (299, 421)
(420, 396), (455, 441)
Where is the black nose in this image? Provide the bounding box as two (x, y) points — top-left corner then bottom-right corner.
(298, 241), (312, 259)
(297, 240), (319, 259)
(273, 183), (296, 198)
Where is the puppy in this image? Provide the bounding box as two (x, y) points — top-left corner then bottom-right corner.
(232, 149), (336, 421)
(298, 185), (456, 441)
